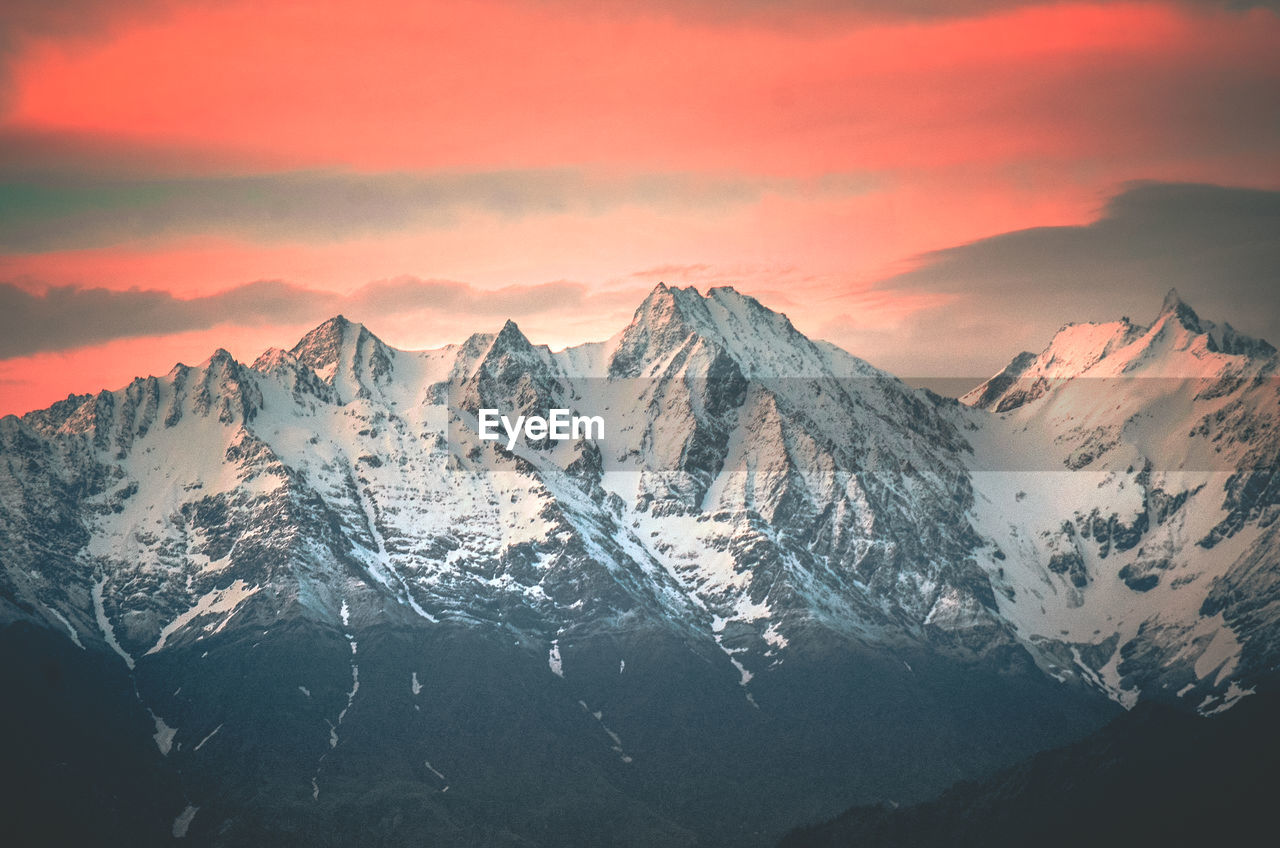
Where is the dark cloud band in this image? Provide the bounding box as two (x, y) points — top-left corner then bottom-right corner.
(826, 182), (1280, 381)
(0, 168), (859, 253)
(535, 0), (1280, 25)
(0, 278), (599, 359)
(888, 182), (1279, 319)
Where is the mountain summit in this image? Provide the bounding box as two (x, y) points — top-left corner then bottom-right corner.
(963, 289), (1275, 412)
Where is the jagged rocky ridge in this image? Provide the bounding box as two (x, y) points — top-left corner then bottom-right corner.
(1, 284), (1276, 846)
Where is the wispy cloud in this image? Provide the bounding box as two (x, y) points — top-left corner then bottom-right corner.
(628, 263), (714, 280)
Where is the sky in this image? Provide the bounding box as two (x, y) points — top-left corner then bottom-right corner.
(1, 0), (1277, 415)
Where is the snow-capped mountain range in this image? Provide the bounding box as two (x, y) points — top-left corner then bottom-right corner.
(2, 283), (1277, 845)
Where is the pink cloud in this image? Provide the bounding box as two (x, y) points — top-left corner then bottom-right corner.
(5, 2), (1275, 176)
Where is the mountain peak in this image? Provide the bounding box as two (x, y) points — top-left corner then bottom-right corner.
(610, 282), (831, 380)
(251, 346), (297, 372)
(609, 284), (710, 377)
(635, 281), (678, 312)
(489, 318), (539, 354)
(961, 351), (1038, 411)
(300, 313), (356, 344)
(1157, 288), (1203, 333)
(449, 318), (550, 389)
(1160, 288), (1185, 314)
(290, 315), (383, 370)
(638, 282), (709, 319)
(205, 347), (238, 368)
(1146, 289), (1273, 357)
(965, 286), (1274, 412)
(286, 314), (394, 400)
(707, 284), (747, 300)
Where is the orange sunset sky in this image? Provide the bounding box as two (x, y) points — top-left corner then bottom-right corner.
(1, 0), (1278, 415)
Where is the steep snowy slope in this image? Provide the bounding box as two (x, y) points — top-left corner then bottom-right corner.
(962, 290), (1279, 712)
